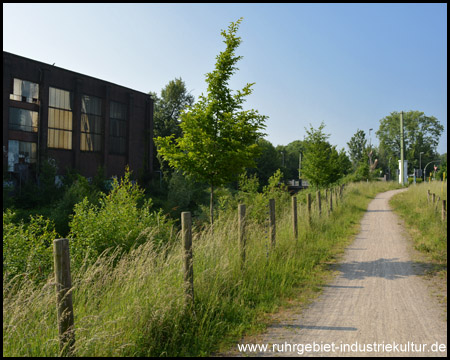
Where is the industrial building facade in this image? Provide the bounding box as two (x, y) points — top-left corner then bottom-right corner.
(3, 51), (154, 184)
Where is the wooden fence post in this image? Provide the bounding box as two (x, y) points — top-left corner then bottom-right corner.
(432, 193), (436, 206)
(427, 190), (431, 203)
(269, 199), (276, 247)
(53, 238), (75, 356)
(292, 196), (298, 240)
(238, 204), (246, 264)
(307, 193), (312, 226)
(317, 191), (321, 216)
(442, 200), (447, 222)
(181, 212), (194, 307)
(329, 191), (333, 215)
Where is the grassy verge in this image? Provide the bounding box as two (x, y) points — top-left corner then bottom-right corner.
(3, 181), (400, 357)
(389, 181), (447, 303)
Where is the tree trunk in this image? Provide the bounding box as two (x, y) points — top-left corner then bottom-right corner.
(210, 183), (214, 225)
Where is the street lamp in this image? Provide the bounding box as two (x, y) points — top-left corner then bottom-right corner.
(419, 152), (424, 180)
(423, 160), (441, 182)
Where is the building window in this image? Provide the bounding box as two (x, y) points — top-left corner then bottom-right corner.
(48, 87), (73, 149)
(10, 78), (39, 103)
(7, 140), (37, 171)
(109, 101), (127, 155)
(81, 95), (103, 152)
(9, 107), (39, 132)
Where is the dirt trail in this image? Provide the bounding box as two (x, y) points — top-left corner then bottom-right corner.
(229, 189), (447, 357)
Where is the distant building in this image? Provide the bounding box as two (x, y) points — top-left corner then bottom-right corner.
(3, 51), (154, 184)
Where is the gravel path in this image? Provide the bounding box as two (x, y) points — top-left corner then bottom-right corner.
(231, 189), (447, 357)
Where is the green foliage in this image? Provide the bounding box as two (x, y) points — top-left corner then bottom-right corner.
(390, 181), (446, 265)
(248, 138), (281, 187)
(376, 111), (444, 175)
(154, 18), (267, 223)
(151, 78), (195, 140)
(3, 210), (58, 282)
(4, 180), (402, 357)
(436, 153), (447, 180)
(69, 169), (175, 267)
(337, 147), (353, 176)
(51, 175), (101, 236)
(301, 122), (343, 187)
(347, 129), (367, 168)
(166, 171), (209, 219)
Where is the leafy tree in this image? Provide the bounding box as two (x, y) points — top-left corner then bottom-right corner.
(275, 140), (305, 180)
(436, 153), (447, 180)
(149, 78), (195, 182)
(285, 140), (305, 179)
(337, 148), (352, 176)
(150, 77), (195, 140)
(248, 138), (281, 187)
(347, 129), (367, 169)
(301, 123), (342, 188)
(376, 111), (444, 176)
(154, 18), (267, 224)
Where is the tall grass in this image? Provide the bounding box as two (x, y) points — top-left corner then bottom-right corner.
(3, 181), (400, 357)
(390, 181), (447, 266)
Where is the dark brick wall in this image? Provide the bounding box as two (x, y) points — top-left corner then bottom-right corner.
(3, 51), (154, 181)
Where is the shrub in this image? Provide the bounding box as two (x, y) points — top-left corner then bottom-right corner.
(50, 175), (101, 237)
(3, 209), (58, 283)
(68, 169), (175, 268)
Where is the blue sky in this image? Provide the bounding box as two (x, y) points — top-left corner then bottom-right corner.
(3, 3), (447, 154)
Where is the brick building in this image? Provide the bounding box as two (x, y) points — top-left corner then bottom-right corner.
(3, 51), (154, 184)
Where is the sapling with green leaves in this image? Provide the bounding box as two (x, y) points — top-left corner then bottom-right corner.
(155, 18), (267, 224)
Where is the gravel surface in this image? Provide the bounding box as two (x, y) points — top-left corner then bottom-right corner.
(228, 189), (447, 357)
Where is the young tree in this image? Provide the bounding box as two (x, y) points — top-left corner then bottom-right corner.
(301, 123), (342, 188)
(347, 129), (367, 169)
(154, 18), (267, 224)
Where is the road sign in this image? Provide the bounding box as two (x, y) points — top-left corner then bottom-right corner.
(434, 165), (438, 171)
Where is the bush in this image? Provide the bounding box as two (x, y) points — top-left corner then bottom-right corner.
(50, 175), (101, 237)
(3, 209), (58, 283)
(68, 169), (175, 268)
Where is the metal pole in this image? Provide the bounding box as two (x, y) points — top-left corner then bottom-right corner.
(419, 152), (423, 181)
(400, 112), (404, 186)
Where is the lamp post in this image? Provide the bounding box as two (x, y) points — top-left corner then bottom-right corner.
(419, 152), (424, 180)
(400, 112), (405, 186)
(423, 160), (441, 182)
